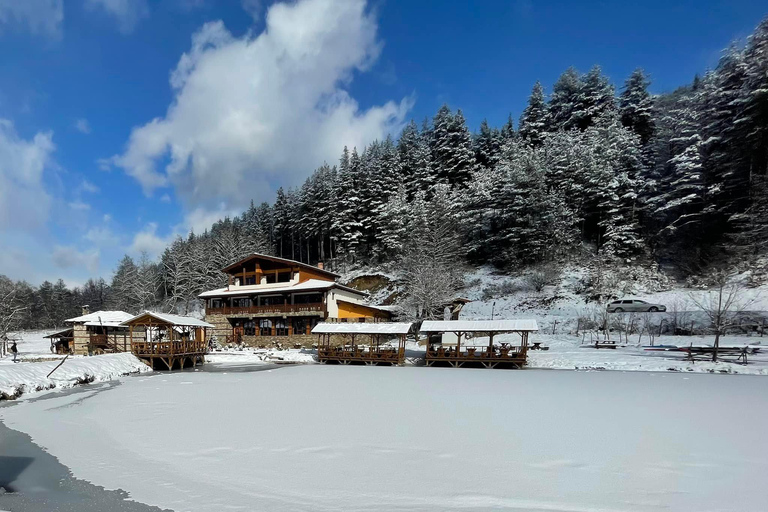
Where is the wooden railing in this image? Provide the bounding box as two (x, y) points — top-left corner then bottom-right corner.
(206, 302), (324, 316)
(131, 339), (208, 356)
(90, 334), (130, 352)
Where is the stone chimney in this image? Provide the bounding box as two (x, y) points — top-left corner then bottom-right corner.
(317, 261), (324, 270)
(81, 305), (90, 316)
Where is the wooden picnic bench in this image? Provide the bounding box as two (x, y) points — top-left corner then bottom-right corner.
(680, 346), (751, 365)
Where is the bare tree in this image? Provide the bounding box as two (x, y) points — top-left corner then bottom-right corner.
(0, 276), (26, 343)
(688, 272), (757, 361)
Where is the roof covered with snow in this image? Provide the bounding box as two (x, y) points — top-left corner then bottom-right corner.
(44, 328), (74, 339)
(420, 319), (538, 333)
(222, 252), (340, 278)
(65, 310), (134, 327)
(312, 322), (413, 335)
(199, 279), (365, 298)
(120, 311), (214, 328)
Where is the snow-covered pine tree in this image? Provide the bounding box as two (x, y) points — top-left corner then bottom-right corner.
(619, 68), (655, 146)
(518, 81), (549, 147)
(474, 119), (503, 171)
(574, 65), (616, 130)
(548, 67), (583, 131)
(430, 105), (477, 187)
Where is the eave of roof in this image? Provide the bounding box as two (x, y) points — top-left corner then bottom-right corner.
(221, 252), (340, 279)
(420, 319), (539, 333)
(198, 279), (366, 298)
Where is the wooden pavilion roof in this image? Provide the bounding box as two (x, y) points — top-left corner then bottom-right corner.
(120, 311), (214, 328)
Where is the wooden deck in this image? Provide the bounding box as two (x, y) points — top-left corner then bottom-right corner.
(425, 346), (527, 369)
(318, 346), (405, 365)
(131, 339), (207, 370)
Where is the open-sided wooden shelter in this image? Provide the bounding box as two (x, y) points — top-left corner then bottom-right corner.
(121, 312), (213, 370)
(44, 328), (74, 354)
(313, 322), (413, 365)
(420, 319), (538, 369)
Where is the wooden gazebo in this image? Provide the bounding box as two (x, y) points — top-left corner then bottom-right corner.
(121, 312), (213, 370)
(420, 319), (538, 369)
(313, 322), (413, 365)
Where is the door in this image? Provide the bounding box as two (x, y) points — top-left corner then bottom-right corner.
(233, 324), (244, 343)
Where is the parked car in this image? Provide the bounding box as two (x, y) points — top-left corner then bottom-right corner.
(606, 299), (666, 313)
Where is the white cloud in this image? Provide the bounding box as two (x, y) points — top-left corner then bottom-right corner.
(84, 226), (118, 246)
(52, 245), (100, 274)
(241, 0), (262, 21)
(113, 0), (410, 216)
(0, 0), (63, 37)
(0, 119), (55, 231)
(160, 193), (171, 203)
(130, 222), (171, 258)
(86, 0), (149, 34)
(184, 205), (240, 234)
(80, 180), (100, 193)
(68, 201), (91, 211)
(74, 118), (91, 134)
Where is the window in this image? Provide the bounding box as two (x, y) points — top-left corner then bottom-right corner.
(292, 318), (307, 336)
(277, 271), (292, 283)
(210, 299), (224, 309)
(260, 295), (285, 306)
(259, 319), (272, 336)
(244, 276), (256, 285)
(275, 319), (288, 336)
(622, 300), (632, 304)
(232, 298), (250, 308)
(357, 317), (366, 323)
(294, 293), (323, 304)
(244, 320), (256, 336)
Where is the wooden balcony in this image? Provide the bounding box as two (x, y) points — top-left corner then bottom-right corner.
(206, 302), (324, 316)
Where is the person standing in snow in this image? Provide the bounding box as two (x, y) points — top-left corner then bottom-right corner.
(11, 341), (18, 362)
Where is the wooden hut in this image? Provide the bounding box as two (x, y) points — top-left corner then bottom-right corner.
(313, 322), (413, 365)
(121, 312), (213, 370)
(44, 328), (74, 354)
(420, 320), (538, 369)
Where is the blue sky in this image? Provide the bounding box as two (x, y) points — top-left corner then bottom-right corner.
(0, 0), (766, 286)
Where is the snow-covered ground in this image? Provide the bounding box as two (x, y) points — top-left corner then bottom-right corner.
(1, 365), (766, 511)
(0, 331), (152, 399)
(0, 352), (152, 399)
(205, 347), (317, 365)
(460, 266), (768, 334)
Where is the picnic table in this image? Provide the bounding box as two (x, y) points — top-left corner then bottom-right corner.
(530, 342), (549, 351)
(680, 345), (752, 365)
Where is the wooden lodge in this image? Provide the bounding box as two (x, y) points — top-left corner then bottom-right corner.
(122, 312), (213, 371)
(64, 308), (134, 355)
(421, 320), (538, 369)
(313, 322), (413, 365)
(200, 253), (393, 348)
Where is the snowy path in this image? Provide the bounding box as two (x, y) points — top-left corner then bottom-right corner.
(1, 366), (766, 511)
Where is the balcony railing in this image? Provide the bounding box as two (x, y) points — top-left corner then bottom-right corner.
(206, 302), (324, 316)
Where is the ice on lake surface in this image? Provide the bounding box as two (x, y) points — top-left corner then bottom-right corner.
(1, 366), (766, 511)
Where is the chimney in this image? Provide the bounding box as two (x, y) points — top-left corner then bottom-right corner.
(317, 261), (324, 270)
(82, 305), (90, 316)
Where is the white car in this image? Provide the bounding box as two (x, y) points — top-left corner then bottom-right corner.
(606, 299), (666, 313)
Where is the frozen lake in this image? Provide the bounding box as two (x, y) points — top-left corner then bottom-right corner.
(1, 366), (767, 511)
